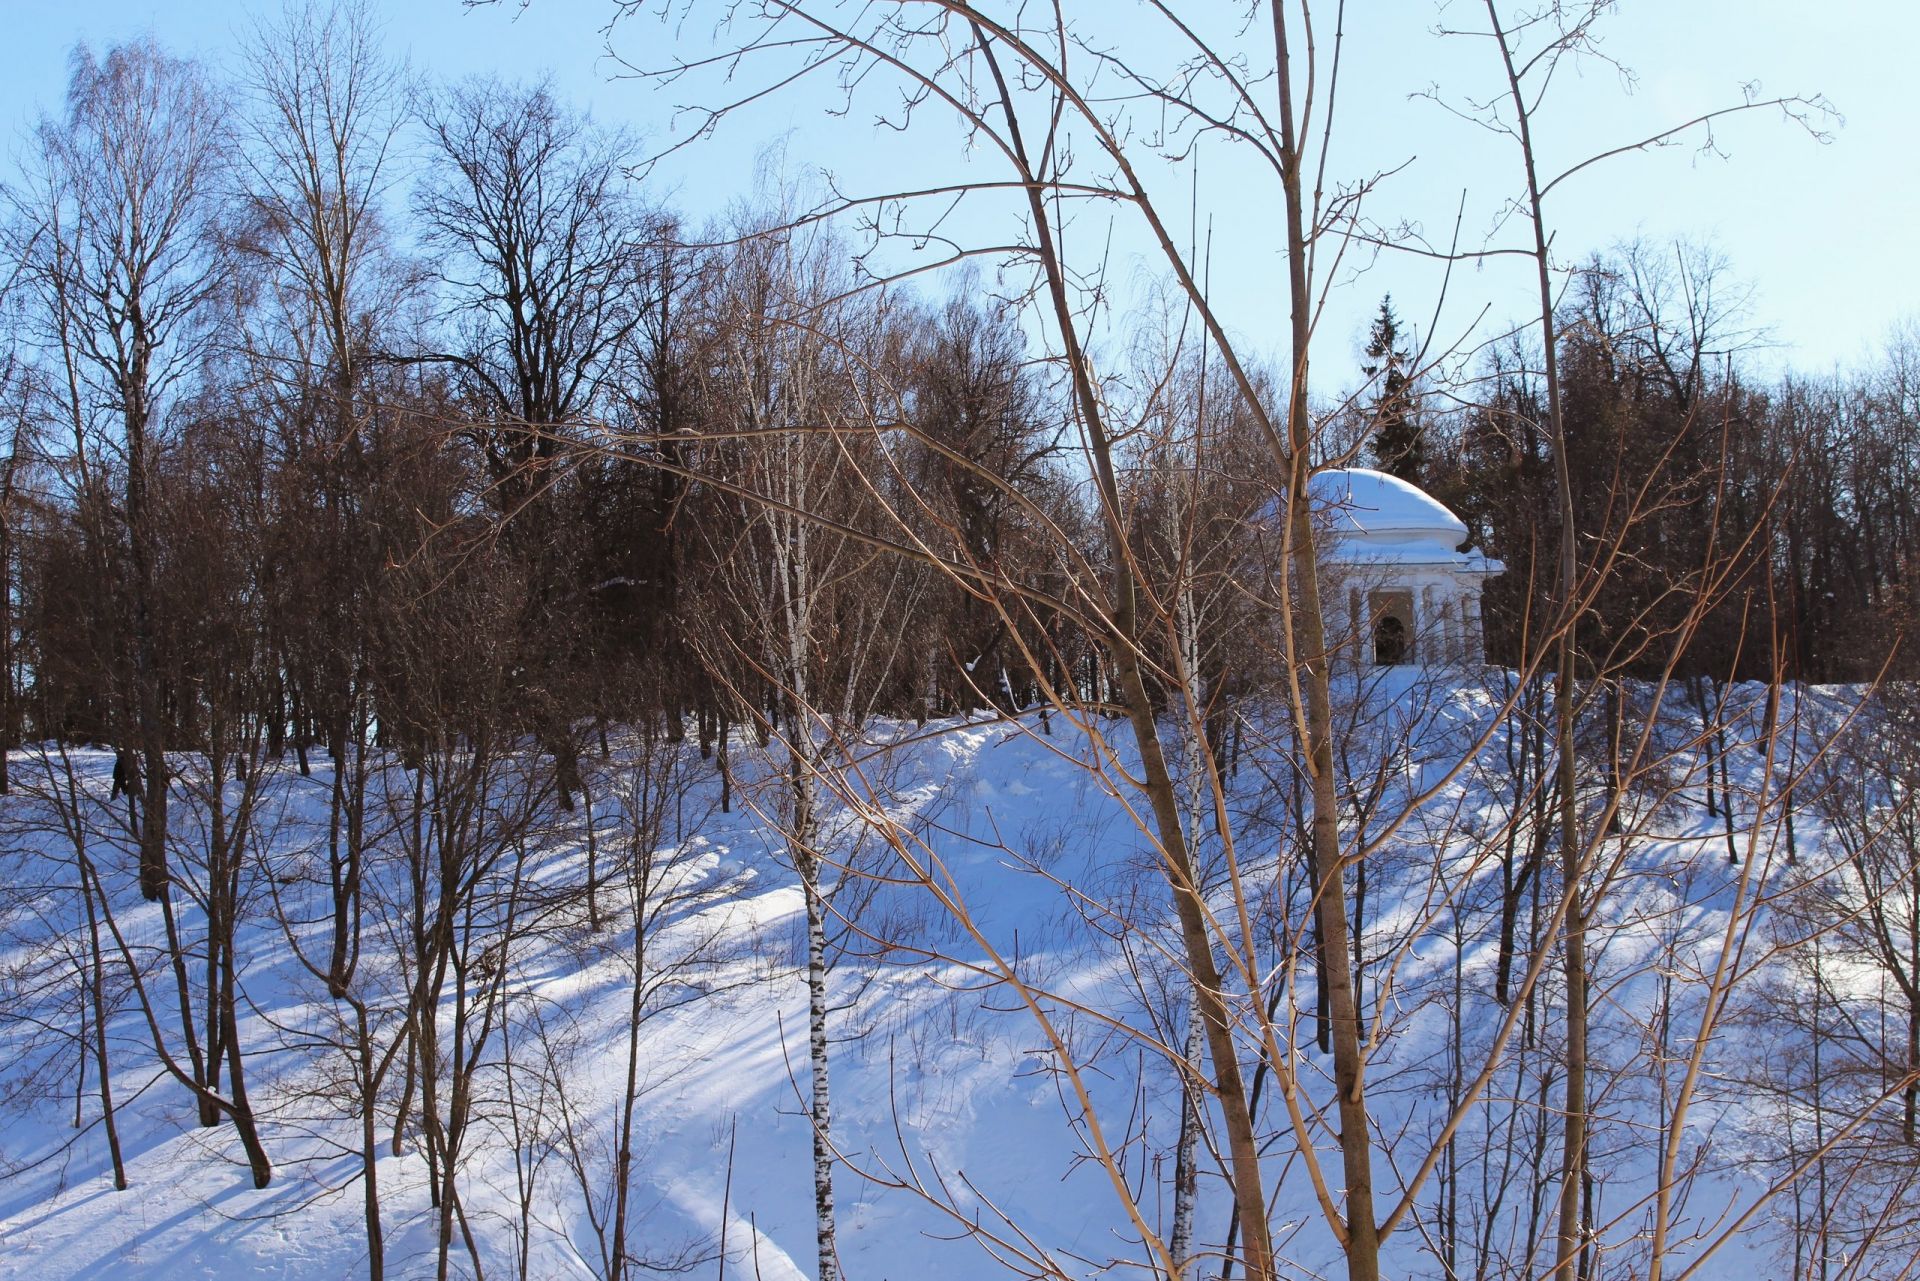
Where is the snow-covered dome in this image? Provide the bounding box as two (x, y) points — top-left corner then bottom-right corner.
(1310, 467), (1467, 550)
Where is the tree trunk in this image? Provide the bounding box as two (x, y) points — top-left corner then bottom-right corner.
(792, 739), (838, 1281)
(77, 853), (127, 1190)
(974, 34), (1278, 1275)
(1272, 7), (1381, 1271)
(1168, 1003), (1204, 1279)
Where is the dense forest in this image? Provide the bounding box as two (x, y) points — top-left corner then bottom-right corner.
(0, 4), (1915, 1281)
(0, 36), (1910, 786)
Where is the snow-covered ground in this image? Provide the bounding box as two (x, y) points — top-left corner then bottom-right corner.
(0, 678), (1905, 1280)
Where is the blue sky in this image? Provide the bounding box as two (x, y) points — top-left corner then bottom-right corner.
(4, 1), (1912, 392)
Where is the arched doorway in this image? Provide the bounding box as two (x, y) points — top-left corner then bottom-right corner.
(1367, 588), (1415, 666)
(1373, 613), (1408, 666)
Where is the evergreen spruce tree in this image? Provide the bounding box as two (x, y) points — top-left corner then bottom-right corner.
(1364, 296), (1425, 484)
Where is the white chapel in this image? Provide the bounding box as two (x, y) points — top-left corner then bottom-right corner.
(1309, 467), (1503, 667)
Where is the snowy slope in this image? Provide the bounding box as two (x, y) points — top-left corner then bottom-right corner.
(0, 680), (1895, 1280)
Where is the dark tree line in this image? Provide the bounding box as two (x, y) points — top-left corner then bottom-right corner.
(0, 36), (1097, 813)
(1365, 249), (1920, 686)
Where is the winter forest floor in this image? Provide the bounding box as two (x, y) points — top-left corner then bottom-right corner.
(0, 672), (1912, 1281)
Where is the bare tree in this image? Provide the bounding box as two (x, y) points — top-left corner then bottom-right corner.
(686, 205), (929, 1281)
(1462, 7), (1830, 1274)
(12, 38), (231, 903)
(236, 0), (406, 1000)
(413, 77), (650, 809)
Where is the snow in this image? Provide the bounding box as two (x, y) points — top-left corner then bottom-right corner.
(0, 680), (1895, 1280)
(1269, 468), (1503, 576)
(1309, 467), (1467, 547)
